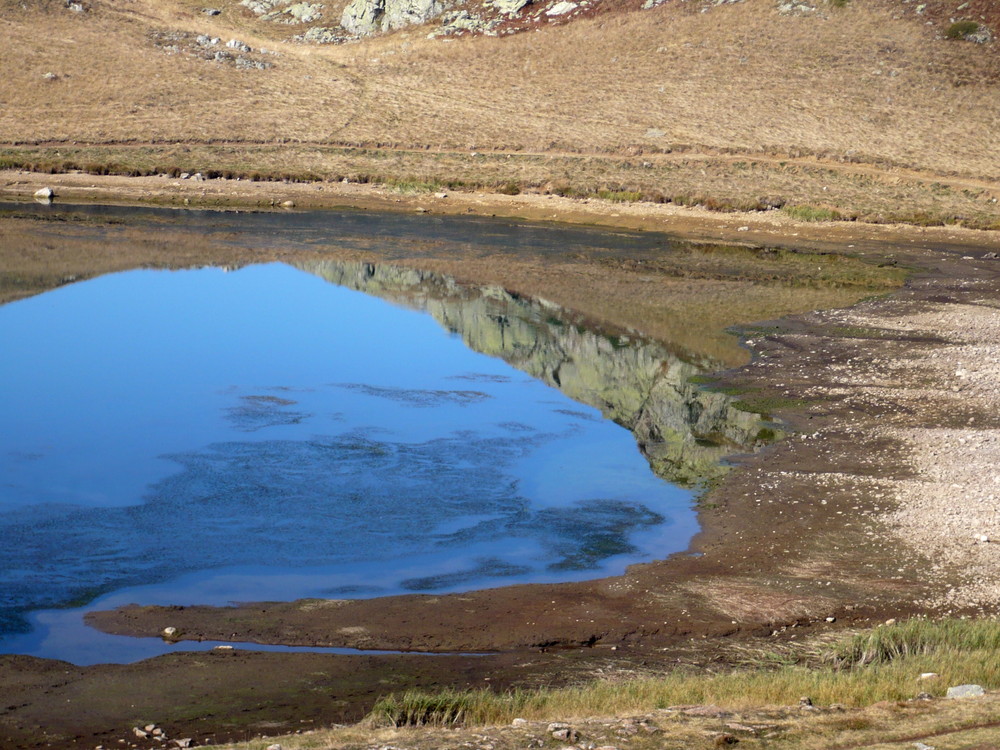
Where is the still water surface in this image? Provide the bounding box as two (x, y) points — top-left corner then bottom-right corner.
(0, 261), (699, 663)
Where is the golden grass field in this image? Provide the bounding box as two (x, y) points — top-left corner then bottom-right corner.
(2, 0), (999, 226)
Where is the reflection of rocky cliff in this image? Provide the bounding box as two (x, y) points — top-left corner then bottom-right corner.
(298, 260), (770, 487)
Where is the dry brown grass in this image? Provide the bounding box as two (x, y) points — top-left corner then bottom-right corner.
(2, 0), (998, 180)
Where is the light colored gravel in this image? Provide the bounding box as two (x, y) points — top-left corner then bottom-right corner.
(839, 293), (1000, 610)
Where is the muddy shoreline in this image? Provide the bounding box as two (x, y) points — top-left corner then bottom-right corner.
(1, 176), (999, 749)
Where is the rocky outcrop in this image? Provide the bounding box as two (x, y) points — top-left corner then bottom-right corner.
(298, 260), (772, 487)
(341, 0), (447, 34)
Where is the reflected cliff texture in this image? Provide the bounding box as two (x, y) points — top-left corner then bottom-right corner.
(301, 261), (771, 487)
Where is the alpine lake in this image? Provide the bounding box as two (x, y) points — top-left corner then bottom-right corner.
(0, 200), (903, 665)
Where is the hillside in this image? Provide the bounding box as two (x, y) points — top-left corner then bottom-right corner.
(2, 0), (1000, 226)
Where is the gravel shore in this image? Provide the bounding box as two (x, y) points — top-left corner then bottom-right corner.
(831, 275), (1000, 610)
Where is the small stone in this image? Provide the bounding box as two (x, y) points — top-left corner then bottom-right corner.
(133, 728), (148, 739)
(42, 72), (59, 80)
(280, 200), (296, 208)
(737, 226), (749, 231)
(172, 740), (192, 749)
(162, 627), (178, 638)
(551, 728), (577, 741)
(203, 7), (221, 13)
(546, 723), (569, 733)
(434, 191), (448, 199)
(920, 672), (939, 680)
(266, 744), (283, 750)
(151, 728), (163, 736)
(799, 696), (813, 706)
(913, 743), (935, 750)
(915, 692), (933, 700)
(34, 187), (54, 199)
(144, 725), (156, 732)
(884, 618), (897, 626)
(179, 173), (190, 180)
(946, 684), (985, 699)
(511, 718), (528, 726)
(825, 616), (836, 623)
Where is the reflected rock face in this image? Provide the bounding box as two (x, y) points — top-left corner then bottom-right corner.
(300, 261), (770, 486)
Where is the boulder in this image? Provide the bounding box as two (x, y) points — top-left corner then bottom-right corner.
(341, 0), (384, 35)
(546, 1), (577, 15)
(487, 0), (529, 14)
(381, 0), (446, 31)
(341, 0), (445, 34)
(946, 684), (985, 699)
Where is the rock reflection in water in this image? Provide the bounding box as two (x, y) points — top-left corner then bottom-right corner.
(301, 260), (770, 487)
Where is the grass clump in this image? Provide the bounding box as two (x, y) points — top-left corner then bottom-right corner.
(945, 21), (979, 40)
(781, 204), (845, 222)
(830, 617), (1000, 667)
(596, 189), (644, 203)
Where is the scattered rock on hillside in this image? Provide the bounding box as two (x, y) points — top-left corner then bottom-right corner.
(297, 25), (352, 42)
(243, 0), (325, 24)
(431, 9), (500, 36)
(964, 24), (994, 43)
(777, 1), (816, 14)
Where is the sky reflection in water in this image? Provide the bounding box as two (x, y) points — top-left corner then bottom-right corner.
(0, 263), (696, 663)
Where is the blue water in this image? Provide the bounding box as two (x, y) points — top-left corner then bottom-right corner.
(0, 262), (696, 664)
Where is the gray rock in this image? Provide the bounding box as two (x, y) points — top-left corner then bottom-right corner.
(546, 1), (577, 15)
(299, 25), (350, 42)
(173, 740), (193, 749)
(241, 0), (280, 14)
(965, 25), (994, 43)
(235, 56), (273, 69)
(341, 0), (384, 34)
(202, 7), (221, 14)
(486, 0), (529, 14)
(341, 0), (445, 34)
(382, 0), (447, 31)
(226, 38), (251, 51)
(34, 187), (54, 199)
(946, 684), (985, 699)
(262, 1), (324, 23)
(432, 9), (492, 35)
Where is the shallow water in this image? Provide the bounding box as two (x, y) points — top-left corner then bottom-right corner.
(0, 260), (718, 663)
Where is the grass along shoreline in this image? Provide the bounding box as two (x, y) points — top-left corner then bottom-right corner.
(208, 618), (1000, 749)
(4, 144), (1000, 230)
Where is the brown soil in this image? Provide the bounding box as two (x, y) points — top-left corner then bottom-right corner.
(1, 176), (999, 749)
